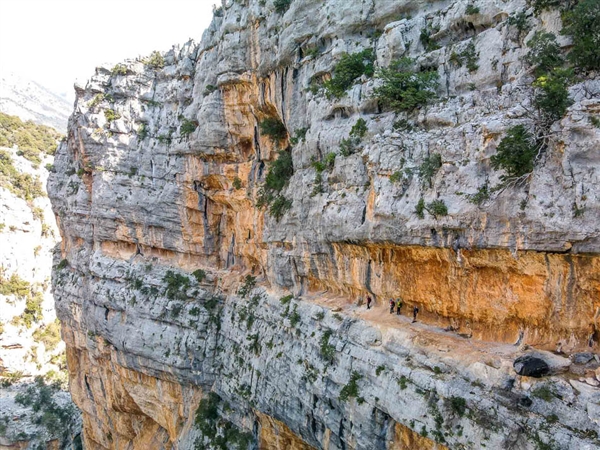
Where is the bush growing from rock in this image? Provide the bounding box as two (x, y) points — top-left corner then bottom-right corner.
(418, 153), (442, 187)
(491, 125), (537, 181)
(533, 68), (573, 124)
(374, 58), (439, 112)
(144, 51), (165, 69)
(562, 0), (600, 71)
(324, 49), (375, 98)
(339, 371), (362, 401)
(274, 0), (292, 14)
(525, 31), (564, 77)
(260, 118), (287, 141)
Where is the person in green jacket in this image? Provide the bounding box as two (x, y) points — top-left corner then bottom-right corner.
(396, 298), (403, 315)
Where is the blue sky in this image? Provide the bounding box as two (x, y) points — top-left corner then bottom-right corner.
(0, 0), (214, 99)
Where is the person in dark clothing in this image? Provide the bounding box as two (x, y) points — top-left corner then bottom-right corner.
(412, 306), (419, 323)
(389, 299), (395, 314)
(396, 298), (403, 315)
(366, 296), (372, 310)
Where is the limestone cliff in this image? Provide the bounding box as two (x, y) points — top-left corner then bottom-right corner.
(48, 0), (600, 449)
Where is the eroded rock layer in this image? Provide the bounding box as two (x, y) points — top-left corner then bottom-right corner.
(48, 0), (600, 449)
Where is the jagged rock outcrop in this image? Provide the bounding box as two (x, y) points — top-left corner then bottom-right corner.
(48, 0), (600, 449)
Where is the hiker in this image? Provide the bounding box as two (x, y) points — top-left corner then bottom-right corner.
(412, 306), (419, 323)
(389, 299), (395, 314)
(366, 295), (372, 310)
(396, 298), (403, 315)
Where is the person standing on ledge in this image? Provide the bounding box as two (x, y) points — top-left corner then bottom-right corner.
(389, 298), (395, 314)
(366, 295), (372, 310)
(412, 306), (419, 323)
(396, 298), (403, 316)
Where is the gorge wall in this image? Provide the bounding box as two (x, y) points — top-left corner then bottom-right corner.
(48, 0), (600, 449)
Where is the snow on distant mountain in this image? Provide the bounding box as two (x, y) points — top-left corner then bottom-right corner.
(0, 72), (72, 132)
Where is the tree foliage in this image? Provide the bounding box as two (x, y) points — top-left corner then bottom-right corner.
(373, 58), (439, 112)
(525, 31), (564, 77)
(0, 112), (62, 165)
(562, 0), (600, 71)
(324, 49), (375, 98)
(490, 125), (537, 181)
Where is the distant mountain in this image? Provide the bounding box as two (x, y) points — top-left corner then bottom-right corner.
(0, 72), (72, 133)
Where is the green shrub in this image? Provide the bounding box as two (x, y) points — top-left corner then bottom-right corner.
(339, 371), (362, 401)
(289, 305), (301, 327)
(280, 294), (293, 304)
(274, 0), (292, 14)
(324, 49), (375, 98)
(525, 31), (564, 77)
(532, 385), (554, 401)
(350, 118), (368, 139)
(260, 118), (288, 141)
(204, 84), (217, 95)
(32, 320), (61, 351)
(88, 93), (104, 108)
(290, 127), (308, 145)
(376, 365), (386, 376)
(180, 117), (198, 137)
(162, 270), (191, 300)
(111, 64), (128, 75)
(137, 123), (148, 140)
(562, 0), (600, 71)
(265, 150), (293, 192)
(0, 272), (30, 298)
(507, 11), (530, 38)
(56, 259), (69, 270)
(533, 68), (573, 124)
(398, 375), (408, 390)
(319, 330), (336, 362)
(467, 183), (490, 205)
(257, 149), (294, 220)
(0, 112), (62, 164)
(530, 0), (562, 14)
(491, 125), (537, 181)
(269, 195), (292, 221)
(104, 109), (120, 123)
(145, 51), (165, 69)
(192, 269), (206, 283)
(420, 27), (440, 52)
(237, 275), (256, 298)
(465, 4), (480, 15)
(461, 41), (479, 72)
(427, 200), (448, 217)
(418, 153), (442, 187)
(389, 171), (404, 183)
(415, 198), (426, 219)
(12, 291), (44, 328)
(373, 58), (439, 112)
(232, 177), (242, 189)
(450, 396), (467, 416)
(339, 137), (359, 157)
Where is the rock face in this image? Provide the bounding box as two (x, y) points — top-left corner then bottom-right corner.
(48, 0), (600, 449)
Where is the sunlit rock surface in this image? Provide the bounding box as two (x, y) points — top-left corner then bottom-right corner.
(48, 0), (600, 449)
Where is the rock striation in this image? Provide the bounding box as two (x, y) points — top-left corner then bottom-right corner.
(48, 0), (600, 449)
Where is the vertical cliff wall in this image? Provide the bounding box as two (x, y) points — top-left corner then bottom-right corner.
(48, 0), (600, 449)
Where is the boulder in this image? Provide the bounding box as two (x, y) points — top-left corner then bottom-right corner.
(571, 352), (594, 365)
(514, 355), (550, 378)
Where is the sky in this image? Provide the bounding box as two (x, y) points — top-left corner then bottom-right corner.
(0, 0), (215, 100)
